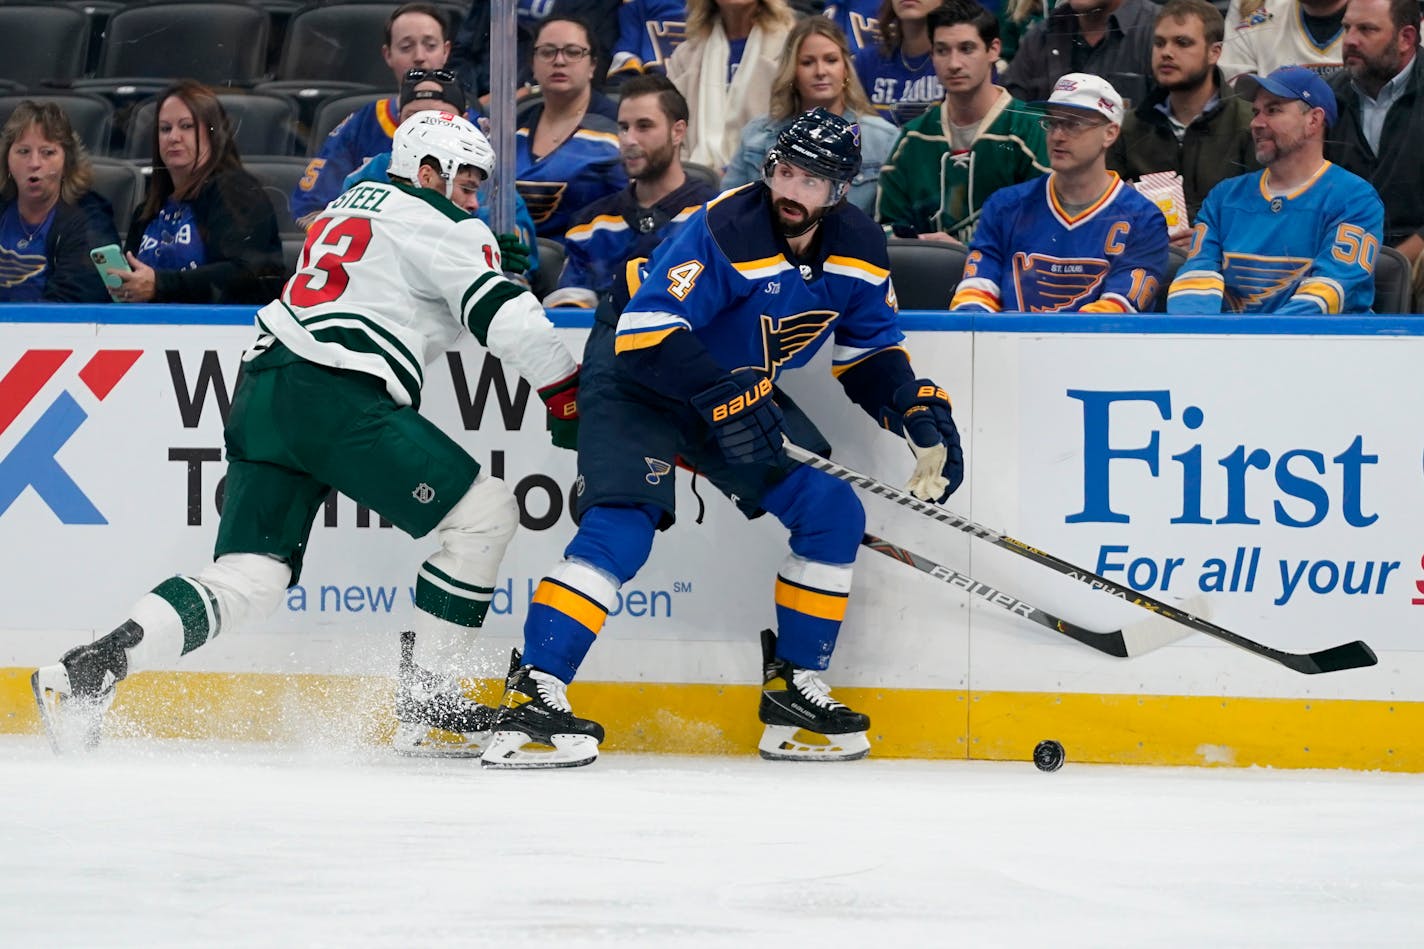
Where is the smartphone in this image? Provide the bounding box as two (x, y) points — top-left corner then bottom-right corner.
(90, 244), (131, 292)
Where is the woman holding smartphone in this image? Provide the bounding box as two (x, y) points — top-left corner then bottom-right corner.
(0, 100), (120, 303)
(111, 80), (284, 305)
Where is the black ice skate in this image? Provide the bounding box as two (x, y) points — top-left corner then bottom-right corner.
(31, 621), (144, 755)
(393, 631), (498, 758)
(481, 650), (604, 769)
(757, 628), (870, 761)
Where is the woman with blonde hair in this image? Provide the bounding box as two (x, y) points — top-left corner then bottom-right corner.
(111, 80), (284, 304)
(0, 100), (120, 302)
(723, 16), (898, 215)
(665, 0), (798, 170)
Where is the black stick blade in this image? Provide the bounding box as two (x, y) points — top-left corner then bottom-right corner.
(1302, 640), (1379, 674)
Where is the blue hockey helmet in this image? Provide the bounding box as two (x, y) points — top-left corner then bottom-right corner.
(761, 108), (862, 205)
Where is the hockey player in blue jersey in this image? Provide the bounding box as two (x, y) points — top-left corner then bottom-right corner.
(1168, 65), (1384, 314)
(544, 75), (718, 308)
(481, 109), (964, 769)
(951, 73), (1170, 313)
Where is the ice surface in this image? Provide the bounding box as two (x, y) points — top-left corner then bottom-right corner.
(1, 736), (1420, 947)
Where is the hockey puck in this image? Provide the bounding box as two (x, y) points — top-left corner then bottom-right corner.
(1033, 739), (1065, 772)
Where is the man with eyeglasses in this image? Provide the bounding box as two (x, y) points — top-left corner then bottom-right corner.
(1167, 66), (1383, 313)
(292, 3), (482, 230)
(951, 73), (1169, 313)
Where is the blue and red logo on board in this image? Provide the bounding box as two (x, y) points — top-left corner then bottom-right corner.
(0, 349), (141, 523)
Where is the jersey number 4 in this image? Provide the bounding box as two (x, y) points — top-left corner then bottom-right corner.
(287, 216), (374, 307)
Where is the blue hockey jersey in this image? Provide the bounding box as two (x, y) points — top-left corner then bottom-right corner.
(825, 0), (882, 61)
(516, 105), (628, 243)
(854, 45), (944, 126)
(609, 0), (688, 78)
(292, 98), (483, 227)
(1167, 162), (1384, 315)
(951, 173), (1169, 313)
(546, 177), (718, 307)
(614, 184), (905, 381)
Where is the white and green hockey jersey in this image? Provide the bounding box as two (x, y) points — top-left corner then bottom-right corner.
(254, 180), (574, 409)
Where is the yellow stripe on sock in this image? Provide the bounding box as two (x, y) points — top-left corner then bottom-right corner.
(774, 578), (849, 622)
(532, 579), (609, 635)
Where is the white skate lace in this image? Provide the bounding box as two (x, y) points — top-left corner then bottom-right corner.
(531, 670), (573, 713)
(791, 669), (846, 710)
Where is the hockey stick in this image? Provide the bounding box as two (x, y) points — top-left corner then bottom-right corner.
(787, 442), (1378, 675)
(861, 533), (1192, 658)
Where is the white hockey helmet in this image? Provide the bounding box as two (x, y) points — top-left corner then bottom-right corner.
(388, 111), (495, 199)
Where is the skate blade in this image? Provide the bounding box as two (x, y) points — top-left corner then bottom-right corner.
(479, 730), (599, 769)
(391, 723), (488, 759)
(758, 725), (870, 762)
(31, 665), (105, 756)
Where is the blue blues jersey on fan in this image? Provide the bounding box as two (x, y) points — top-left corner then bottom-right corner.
(825, 0), (882, 61)
(609, 0), (688, 78)
(853, 45), (943, 126)
(293, 99), (483, 227)
(516, 106), (627, 242)
(614, 184), (905, 378)
(1167, 162), (1384, 315)
(545, 177), (718, 308)
(951, 173), (1169, 313)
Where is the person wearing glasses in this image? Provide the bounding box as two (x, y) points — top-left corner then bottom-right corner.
(292, 3), (481, 230)
(516, 16), (627, 243)
(950, 73), (1169, 313)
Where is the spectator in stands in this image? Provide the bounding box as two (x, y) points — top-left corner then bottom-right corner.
(723, 16), (897, 215)
(854, 0), (948, 126)
(112, 81), (283, 305)
(825, 0), (883, 60)
(666, 0), (798, 169)
(343, 70), (539, 283)
(876, 0), (1049, 245)
(1002, 0), (1156, 105)
(293, 3), (468, 229)
(1167, 66), (1383, 313)
(546, 75), (719, 308)
(517, 16), (626, 242)
(1218, 0), (1346, 82)
(1328, 0), (1424, 305)
(0, 101), (119, 303)
(608, 0), (691, 81)
(451, 0), (620, 103)
(999, 0), (1045, 64)
(950, 74), (1169, 313)
(1108, 0), (1258, 236)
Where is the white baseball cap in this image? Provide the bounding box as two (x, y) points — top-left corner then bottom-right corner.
(1032, 73), (1125, 125)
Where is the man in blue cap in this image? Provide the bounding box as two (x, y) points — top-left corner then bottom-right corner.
(1167, 64), (1385, 313)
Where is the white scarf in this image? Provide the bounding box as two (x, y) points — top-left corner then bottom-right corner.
(688, 20), (768, 169)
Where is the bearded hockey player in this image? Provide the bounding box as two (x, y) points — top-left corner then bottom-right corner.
(480, 109), (965, 769)
(32, 113), (582, 758)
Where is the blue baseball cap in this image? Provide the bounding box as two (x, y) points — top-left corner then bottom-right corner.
(1239, 65), (1337, 125)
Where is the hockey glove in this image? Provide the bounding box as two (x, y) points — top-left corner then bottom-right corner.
(691, 369), (785, 466)
(538, 368), (579, 450)
(890, 379), (964, 502)
(496, 232), (531, 275)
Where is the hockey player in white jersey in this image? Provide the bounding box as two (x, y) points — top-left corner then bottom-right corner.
(31, 112), (582, 758)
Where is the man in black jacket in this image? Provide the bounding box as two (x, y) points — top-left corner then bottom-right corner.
(1108, 0), (1257, 241)
(1002, 0), (1157, 105)
(1328, 0), (1423, 307)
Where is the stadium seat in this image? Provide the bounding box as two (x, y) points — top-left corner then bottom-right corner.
(125, 92), (299, 160)
(282, 234), (305, 276)
(87, 157), (146, 239)
(0, 5), (89, 89)
(533, 237), (565, 301)
(1154, 246), (1190, 312)
(307, 92), (387, 155)
(62, 0), (124, 78)
(0, 94), (114, 156)
(242, 157), (311, 237)
(275, 4), (401, 86)
(1372, 244), (1413, 314)
(885, 238), (965, 310)
(682, 161), (722, 192)
(83, 2), (271, 84)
